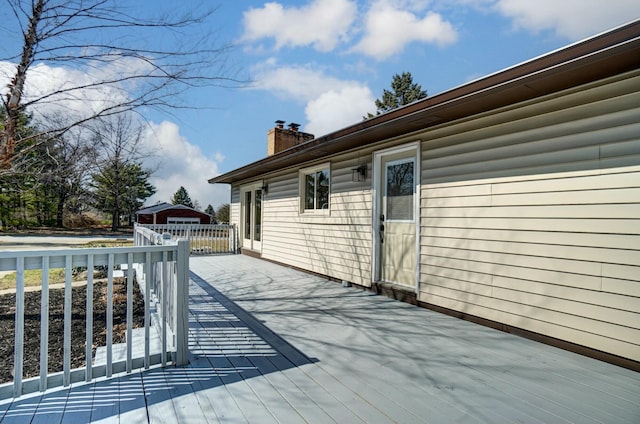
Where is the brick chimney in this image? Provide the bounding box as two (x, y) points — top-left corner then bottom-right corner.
(267, 120), (314, 156)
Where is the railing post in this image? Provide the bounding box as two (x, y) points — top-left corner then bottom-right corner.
(174, 239), (190, 366)
(233, 224), (238, 253)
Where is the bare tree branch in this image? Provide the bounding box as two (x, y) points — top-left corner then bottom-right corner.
(1, 0), (245, 171)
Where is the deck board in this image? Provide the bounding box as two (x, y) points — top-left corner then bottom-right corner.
(117, 372), (150, 424)
(3, 392), (43, 424)
(1, 254), (638, 423)
(87, 377), (120, 424)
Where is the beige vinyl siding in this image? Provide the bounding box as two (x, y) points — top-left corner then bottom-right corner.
(419, 72), (640, 362)
(257, 155), (374, 286)
(225, 70), (640, 362)
(230, 186), (240, 226)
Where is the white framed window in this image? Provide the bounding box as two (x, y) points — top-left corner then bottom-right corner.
(299, 163), (330, 213)
(167, 217), (200, 224)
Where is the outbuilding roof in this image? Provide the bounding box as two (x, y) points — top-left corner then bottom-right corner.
(136, 202), (206, 215)
(208, 19), (640, 185)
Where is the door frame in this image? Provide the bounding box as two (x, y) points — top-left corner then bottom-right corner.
(371, 142), (421, 292)
(240, 180), (264, 252)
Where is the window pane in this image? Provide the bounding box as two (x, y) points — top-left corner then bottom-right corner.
(316, 170), (329, 209)
(254, 189), (262, 242)
(301, 166), (330, 212)
(386, 161), (414, 220)
(244, 191), (252, 238)
(304, 173), (315, 209)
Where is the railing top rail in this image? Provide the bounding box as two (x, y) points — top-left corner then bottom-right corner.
(0, 244), (184, 272)
(0, 244), (178, 259)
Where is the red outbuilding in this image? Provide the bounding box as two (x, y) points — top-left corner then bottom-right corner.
(136, 202), (212, 224)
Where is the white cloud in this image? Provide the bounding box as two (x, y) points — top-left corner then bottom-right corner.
(241, 0), (357, 52)
(1, 61), (131, 126)
(493, 0), (640, 40)
(305, 85), (375, 135)
(251, 60), (352, 102)
(249, 61), (375, 136)
(1, 55), (158, 129)
(351, 0), (458, 59)
(142, 121), (229, 209)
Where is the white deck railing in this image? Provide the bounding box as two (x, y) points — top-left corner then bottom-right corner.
(0, 235), (189, 400)
(135, 223), (237, 254)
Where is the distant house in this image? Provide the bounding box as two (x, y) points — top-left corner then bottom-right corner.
(208, 21), (640, 369)
(136, 202), (212, 225)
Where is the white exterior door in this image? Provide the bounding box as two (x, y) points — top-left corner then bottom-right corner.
(373, 144), (419, 289)
(241, 182), (263, 251)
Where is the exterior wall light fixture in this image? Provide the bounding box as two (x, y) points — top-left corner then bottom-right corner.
(352, 165), (367, 182)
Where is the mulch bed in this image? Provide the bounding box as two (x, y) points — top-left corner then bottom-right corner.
(0, 278), (145, 384)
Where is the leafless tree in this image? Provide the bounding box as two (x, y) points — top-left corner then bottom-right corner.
(46, 127), (99, 226)
(1, 0), (241, 173)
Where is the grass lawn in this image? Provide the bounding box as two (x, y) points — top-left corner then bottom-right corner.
(0, 269), (67, 291)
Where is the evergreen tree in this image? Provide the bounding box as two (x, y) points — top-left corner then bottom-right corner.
(172, 186), (194, 208)
(366, 72), (427, 118)
(90, 115), (154, 231)
(216, 203), (230, 224)
(91, 161), (156, 231)
(205, 204), (217, 223)
(0, 106), (63, 228)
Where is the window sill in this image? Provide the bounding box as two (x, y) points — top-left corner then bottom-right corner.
(299, 209), (330, 216)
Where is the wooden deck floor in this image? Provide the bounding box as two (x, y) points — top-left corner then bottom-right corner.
(1, 254), (638, 423)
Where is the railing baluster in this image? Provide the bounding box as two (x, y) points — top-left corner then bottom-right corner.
(144, 251), (151, 369)
(161, 251), (168, 367)
(63, 255), (72, 387)
(106, 254), (114, 378)
(126, 253), (133, 373)
(85, 254), (94, 382)
(13, 257), (25, 398)
(40, 257), (49, 392)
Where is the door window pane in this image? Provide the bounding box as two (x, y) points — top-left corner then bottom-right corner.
(386, 161), (414, 220)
